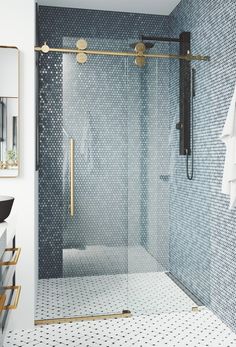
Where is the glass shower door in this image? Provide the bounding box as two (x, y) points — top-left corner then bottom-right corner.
(127, 43), (205, 315)
(61, 38), (129, 319)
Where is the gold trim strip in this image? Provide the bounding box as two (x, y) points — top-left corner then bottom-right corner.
(70, 138), (74, 217)
(0, 247), (21, 266)
(35, 46), (210, 62)
(35, 312), (132, 326)
(3, 285), (21, 310)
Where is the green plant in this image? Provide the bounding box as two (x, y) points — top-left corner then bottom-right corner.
(7, 149), (17, 162)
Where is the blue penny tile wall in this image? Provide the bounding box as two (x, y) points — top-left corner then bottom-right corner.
(169, 0), (236, 332)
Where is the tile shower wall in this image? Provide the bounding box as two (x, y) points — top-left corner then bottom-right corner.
(38, 6), (170, 279)
(169, 0), (236, 332)
(38, 0), (236, 331)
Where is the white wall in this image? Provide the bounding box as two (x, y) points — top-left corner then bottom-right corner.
(0, 0), (36, 330)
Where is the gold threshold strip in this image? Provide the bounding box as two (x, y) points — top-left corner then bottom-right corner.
(35, 311), (132, 326)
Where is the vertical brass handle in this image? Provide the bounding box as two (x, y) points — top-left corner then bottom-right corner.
(70, 138), (74, 217)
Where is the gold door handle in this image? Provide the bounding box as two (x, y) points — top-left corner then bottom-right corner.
(70, 138), (74, 217)
(0, 247), (21, 266)
(3, 285), (21, 310)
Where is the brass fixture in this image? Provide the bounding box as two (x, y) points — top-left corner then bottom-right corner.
(134, 42), (146, 54)
(76, 39), (88, 50)
(35, 310), (132, 326)
(34, 39), (210, 66)
(70, 138), (74, 217)
(134, 42), (146, 67)
(41, 42), (50, 53)
(135, 56), (146, 67)
(3, 285), (21, 310)
(0, 247), (21, 266)
(76, 52), (87, 64)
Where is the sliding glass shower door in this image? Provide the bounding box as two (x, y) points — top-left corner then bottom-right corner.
(36, 38), (131, 319)
(37, 36), (209, 322)
(126, 43), (203, 315)
(61, 38), (129, 318)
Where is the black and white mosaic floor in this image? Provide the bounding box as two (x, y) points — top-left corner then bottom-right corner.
(10, 246), (234, 346)
(36, 272), (196, 320)
(5, 309), (236, 346)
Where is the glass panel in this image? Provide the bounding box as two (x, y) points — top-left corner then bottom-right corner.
(38, 33), (213, 321)
(169, 60), (212, 310)
(61, 37), (129, 318)
(127, 40), (211, 314)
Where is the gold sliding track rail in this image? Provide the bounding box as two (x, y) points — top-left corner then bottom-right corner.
(35, 44), (210, 62)
(35, 311), (132, 326)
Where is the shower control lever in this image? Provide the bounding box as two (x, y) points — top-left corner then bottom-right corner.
(160, 175), (170, 182)
(176, 122), (183, 130)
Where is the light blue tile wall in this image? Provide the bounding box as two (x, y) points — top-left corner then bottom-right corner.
(169, 0), (236, 331)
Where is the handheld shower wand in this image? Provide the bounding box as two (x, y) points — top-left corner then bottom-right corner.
(186, 67), (196, 180)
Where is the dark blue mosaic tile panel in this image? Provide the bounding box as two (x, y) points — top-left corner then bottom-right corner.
(169, 0), (236, 332)
(38, 6), (170, 279)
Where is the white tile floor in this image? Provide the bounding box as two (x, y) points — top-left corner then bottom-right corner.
(36, 272), (196, 320)
(38, 245), (193, 320)
(15, 246), (235, 346)
(5, 309), (236, 347)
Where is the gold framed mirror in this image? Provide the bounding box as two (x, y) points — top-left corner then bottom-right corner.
(0, 46), (19, 177)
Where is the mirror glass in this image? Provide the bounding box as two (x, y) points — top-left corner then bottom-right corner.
(0, 47), (19, 177)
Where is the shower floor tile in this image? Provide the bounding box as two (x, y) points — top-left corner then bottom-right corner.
(36, 272), (196, 320)
(63, 245), (166, 277)
(5, 309), (236, 347)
